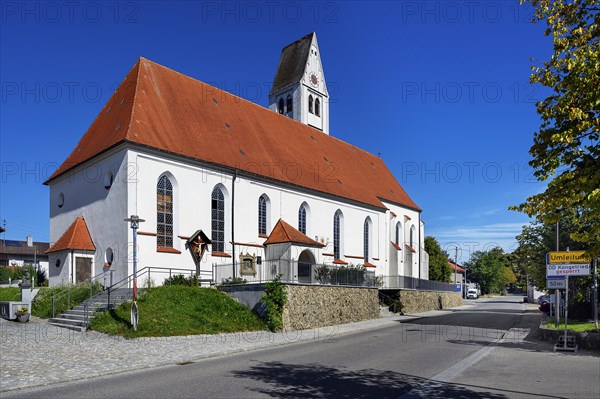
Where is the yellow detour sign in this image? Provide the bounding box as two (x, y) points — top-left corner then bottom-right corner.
(546, 251), (592, 277)
(547, 251), (591, 264)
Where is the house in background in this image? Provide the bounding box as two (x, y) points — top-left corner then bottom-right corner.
(44, 33), (428, 287)
(449, 260), (465, 294)
(0, 238), (50, 277)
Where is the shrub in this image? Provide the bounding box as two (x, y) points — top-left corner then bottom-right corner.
(260, 275), (287, 332)
(163, 274), (199, 286)
(314, 265), (331, 284)
(0, 265), (39, 283)
(330, 265), (366, 286)
(220, 276), (247, 286)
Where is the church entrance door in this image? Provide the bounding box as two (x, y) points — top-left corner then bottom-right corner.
(75, 257), (92, 283)
(297, 250), (315, 284)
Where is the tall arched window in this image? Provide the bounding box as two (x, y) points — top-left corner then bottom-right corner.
(410, 226), (414, 248)
(157, 175), (173, 248)
(395, 222), (401, 245)
(286, 95), (293, 114)
(333, 210), (342, 260)
(298, 204), (307, 235)
(211, 187), (225, 252)
(278, 98), (284, 114)
(258, 195), (268, 236)
(308, 95), (314, 114)
(315, 98), (320, 117)
(364, 218), (371, 263)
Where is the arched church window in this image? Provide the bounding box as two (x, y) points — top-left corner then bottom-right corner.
(364, 217), (371, 263)
(258, 195), (268, 236)
(315, 98), (320, 117)
(298, 204), (307, 235)
(211, 187), (225, 252)
(278, 98), (284, 114)
(157, 175), (173, 248)
(308, 95), (313, 114)
(333, 210), (342, 260)
(286, 95), (293, 114)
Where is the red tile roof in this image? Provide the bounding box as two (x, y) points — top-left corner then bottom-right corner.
(264, 219), (324, 247)
(46, 217), (96, 253)
(45, 58), (420, 211)
(449, 260), (465, 272)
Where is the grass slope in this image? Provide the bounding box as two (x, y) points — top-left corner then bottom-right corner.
(89, 285), (266, 338)
(546, 319), (599, 333)
(0, 287), (20, 301)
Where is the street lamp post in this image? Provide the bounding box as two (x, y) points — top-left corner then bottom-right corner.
(124, 215), (145, 331)
(464, 263), (467, 299)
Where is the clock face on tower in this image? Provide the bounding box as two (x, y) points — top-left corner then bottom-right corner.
(310, 73), (318, 87)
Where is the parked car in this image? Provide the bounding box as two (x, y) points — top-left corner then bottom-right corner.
(539, 300), (551, 314)
(466, 289), (479, 300)
(537, 294), (550, 305)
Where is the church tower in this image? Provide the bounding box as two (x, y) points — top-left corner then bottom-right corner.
(269, 32), (329, 135)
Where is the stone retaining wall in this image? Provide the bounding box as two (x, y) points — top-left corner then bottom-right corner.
(399, 290), (463, 314)
(282, 284), (379, 331)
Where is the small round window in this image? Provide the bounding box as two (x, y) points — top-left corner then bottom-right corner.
(58, 193), (65, 208)
(55, 259), (61, 267)
(104, 170), (114, 190)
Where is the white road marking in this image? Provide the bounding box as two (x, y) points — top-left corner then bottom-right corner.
(398, 327), (528, 398)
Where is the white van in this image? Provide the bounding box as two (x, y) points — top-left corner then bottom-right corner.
(467, 289), (479, 300)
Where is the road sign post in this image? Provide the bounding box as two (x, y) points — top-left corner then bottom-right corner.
(547, 251), (591, 352)
(594, 257), (598, 333)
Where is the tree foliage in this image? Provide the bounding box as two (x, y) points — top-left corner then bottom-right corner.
(425, 236), (451, 282)
(513, 212), (592, 290)
(512, 0), (600, 257)
(464, 248), (512, 294)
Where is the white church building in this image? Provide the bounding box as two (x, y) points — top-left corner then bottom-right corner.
(45, 33), (428, 287)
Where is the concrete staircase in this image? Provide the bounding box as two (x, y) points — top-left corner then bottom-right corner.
(48, 288), (134, 332)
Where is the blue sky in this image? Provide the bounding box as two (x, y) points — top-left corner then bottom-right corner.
(0, 1), (551, 263)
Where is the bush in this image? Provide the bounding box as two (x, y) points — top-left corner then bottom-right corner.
(163, 274), (199, 286)
(0, 264), (46, 286)
(314, 265), (331, 284)
(260, 275), (287, 332)
(220, 277), (247, 286)
(330, 265), (366, 286)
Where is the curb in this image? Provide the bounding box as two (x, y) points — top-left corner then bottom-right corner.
(537, 319), (600, 351)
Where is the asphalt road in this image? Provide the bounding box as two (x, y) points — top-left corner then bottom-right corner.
(4, 295), (599, 398)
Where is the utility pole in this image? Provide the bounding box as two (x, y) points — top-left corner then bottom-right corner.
(454, 246), (458, 293)
(594, 257), (598, 333)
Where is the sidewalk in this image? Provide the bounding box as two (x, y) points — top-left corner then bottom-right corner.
(1, 306), (472, 393)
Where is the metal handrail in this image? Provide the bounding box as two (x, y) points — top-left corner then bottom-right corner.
(50, 270), (110, 318)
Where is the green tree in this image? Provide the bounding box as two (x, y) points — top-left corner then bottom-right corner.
(512, 0), (600, 257)
(513, 213), (592, 290)
(464, 248), (511, 294)
(425, 236), (451, 282)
